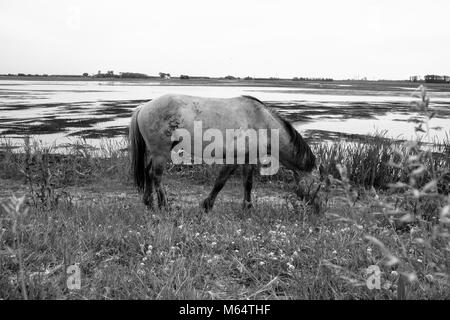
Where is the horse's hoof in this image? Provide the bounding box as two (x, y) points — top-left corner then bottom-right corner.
(201, 199), (213, 212)
(157, 204), (169, 211)
(144, 201), (153, 210)
(242, 201), (253, 210)
(143, 197), (153, 208)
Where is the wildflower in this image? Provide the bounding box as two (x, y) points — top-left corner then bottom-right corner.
(211, 242), (217, 246)
(137, 269), (145, 276)
(259, 261), (265, 266)
(194, 232), (200, 237)
(332, 250), (337, 255)
(417, 259), (422, 263)
(178, 224), (183, 229)
(287, 262), (295, 271)
(382, 281), (392, 290)
(391, 270), (399, 277)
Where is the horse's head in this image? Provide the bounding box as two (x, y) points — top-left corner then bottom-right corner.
(296, 139), (316, 172)
(276, 115), (316, 173)
(244, 96), (316, 174)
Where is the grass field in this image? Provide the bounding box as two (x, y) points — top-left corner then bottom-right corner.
(0, 86), (449, 300)
(1, 136), (448, 299)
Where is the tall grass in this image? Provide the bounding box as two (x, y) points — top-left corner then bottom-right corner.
(314, 132), (449, 189)
(322, 86), (450, 299)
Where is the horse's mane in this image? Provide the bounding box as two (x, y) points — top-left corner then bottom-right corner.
(241, 95), (315, 170)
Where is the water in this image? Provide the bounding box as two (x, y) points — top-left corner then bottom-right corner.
(0, 79), (449, 147)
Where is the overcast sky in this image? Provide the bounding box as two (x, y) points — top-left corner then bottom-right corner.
(0, 0), (449, 79)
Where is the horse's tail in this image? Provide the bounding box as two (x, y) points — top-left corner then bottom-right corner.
(129, 107), (147, 192)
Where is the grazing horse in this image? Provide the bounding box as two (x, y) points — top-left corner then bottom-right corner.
(129, 94), (315, 211)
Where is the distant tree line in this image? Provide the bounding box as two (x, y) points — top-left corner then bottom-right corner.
(293, 77), (333, 81)
(2, 72), (336, 82)
(95, 70), (118, 78)
(120, 72), (150, 79)
(93, 71), (153, 79)
(15, 73), (49, 77)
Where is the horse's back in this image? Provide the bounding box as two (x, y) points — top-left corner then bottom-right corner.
(135, 94), (285, 158)
(138, 94), (276, 131)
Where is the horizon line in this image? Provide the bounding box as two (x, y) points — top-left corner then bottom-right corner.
(1, 73), (449, 82)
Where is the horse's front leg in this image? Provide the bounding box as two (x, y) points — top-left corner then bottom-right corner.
(202, 165), (237, 212)
(242, 165), (255, 210)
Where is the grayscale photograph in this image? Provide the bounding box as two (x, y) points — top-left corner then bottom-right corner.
(0, 0), (449, 304)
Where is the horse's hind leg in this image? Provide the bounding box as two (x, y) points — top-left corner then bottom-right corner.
(202, 165), (237, 212)
(152, 155), (168, 209)
(242, 165), (255, 210)
(143, 159), (154, 209)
